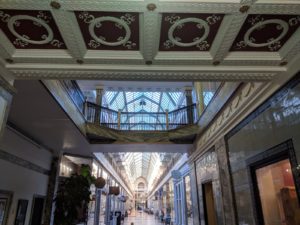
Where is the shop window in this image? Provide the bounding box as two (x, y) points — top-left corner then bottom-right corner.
(248, 140), (300, 225)
(253, 159), (300, 225)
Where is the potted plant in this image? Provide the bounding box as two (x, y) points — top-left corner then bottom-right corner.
(54, 164), (104, 225)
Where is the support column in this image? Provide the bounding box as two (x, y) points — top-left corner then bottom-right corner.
(105, 179), (112, 225)
(43, 156), (59, 225)
(0, 75), (15, 139)
(188, 162), (200, 225)
(184, 87), (194, 124)
(94, 189), (102, 225)
(215, 137), (237, 225)
(171, 170), (182, 225)
(165, 182), (171, 213)
(95, 86), (104, 124)
(194, 82), (205, 116)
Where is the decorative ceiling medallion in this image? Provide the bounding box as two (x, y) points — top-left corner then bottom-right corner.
(75, 11), (139, 50)
(0, 10), (66, 49)
(231, 14), (300, 52)
(159, 13), (224, 51)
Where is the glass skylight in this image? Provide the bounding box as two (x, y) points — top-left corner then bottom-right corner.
(119, 152), (175, 190)
(103, 91), (186, 113)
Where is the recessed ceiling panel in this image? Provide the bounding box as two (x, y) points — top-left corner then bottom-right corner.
(0, 10), (66, 49)
(75, 11), (139, 50)
(159, 13), (224, 51)
(231, 14), (300, 52)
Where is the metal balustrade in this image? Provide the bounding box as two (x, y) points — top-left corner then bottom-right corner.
(84, 102), (198, 131)
(60, 80), (199, 131)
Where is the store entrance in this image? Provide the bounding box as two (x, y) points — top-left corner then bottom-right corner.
(253, 158), (300, 225)
(202, 182), (217, 225)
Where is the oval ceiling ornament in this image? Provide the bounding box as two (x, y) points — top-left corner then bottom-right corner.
(168, 17), (210, 47)
(89, 16), (131, 46)
(8, 15), (54, 45)
(244, 19), (289, 48)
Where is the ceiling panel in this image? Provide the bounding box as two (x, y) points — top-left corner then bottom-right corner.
(75, 11), (139, 50)
(230, 14), (300, 52)
(159, 13), (224, 51)
(0, 10), (66, 49)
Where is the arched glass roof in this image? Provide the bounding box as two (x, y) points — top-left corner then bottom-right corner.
(102, 91), (187, 113)
(114, 152), (180, 190)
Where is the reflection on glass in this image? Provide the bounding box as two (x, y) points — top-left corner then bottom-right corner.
(185, 176), (194, 225)
(202, 82), (220, 107)
(256, 159), (300, 225)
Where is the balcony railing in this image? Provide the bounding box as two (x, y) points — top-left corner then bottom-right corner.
(61, 80), (85, 114)
(60, 81), (198, 131)
(85, 102), (198, 131)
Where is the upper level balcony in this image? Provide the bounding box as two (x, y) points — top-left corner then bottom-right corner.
(44, 80), (226, 144)
(85, 102), (198, 131)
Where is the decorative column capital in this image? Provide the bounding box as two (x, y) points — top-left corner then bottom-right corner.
(184, 86), (193, 96)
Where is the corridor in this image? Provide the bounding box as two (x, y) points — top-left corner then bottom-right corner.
(124, 211), (163, 225)
(0, 0), (300, 224)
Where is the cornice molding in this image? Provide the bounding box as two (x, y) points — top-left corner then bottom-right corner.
(189, 81), (267, 160)
(12, 69), (276, 81)
(0, 68), (16, 95)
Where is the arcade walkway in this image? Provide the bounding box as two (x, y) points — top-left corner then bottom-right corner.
(124, 211), (162, 225)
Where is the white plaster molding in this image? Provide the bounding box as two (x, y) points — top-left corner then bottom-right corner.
(142, 12), (161, 61)
(224, 52), (282, 65)
(155, 51), (212, 60)
(158, 2), (240, 13)
(279, 28), (300, 61)
(250, 3), (300, 14)
(212, 14), (248, 62)
(9, 68), (278, 81)
(51, 10), (87, 59)
(0, 31), (16, 58)
(0, 0), (49, 10)
(0, 64), (15, 85)
(61, 1), (146, 12)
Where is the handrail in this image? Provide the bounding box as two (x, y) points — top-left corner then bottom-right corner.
(84, 101), (198, 131)
(59, 80), (198, 131)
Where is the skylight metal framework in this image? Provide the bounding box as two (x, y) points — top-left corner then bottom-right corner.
(102, 91), (187, 128)
(118, 152), (178, 190)
(103, 91), (186, 113)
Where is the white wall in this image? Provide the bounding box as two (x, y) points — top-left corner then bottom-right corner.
(0, 127), (53, 225)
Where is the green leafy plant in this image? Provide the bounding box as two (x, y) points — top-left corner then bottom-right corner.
(54, 165), (96, 225)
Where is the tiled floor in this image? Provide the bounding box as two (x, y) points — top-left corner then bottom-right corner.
(123, 211), (164, 225)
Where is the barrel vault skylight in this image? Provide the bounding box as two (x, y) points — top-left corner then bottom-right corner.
(102, 91), (187, 113)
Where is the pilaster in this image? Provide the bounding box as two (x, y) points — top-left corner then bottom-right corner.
(189, 162), (200, 225)
(215, 137), (237, 225)
(43, 156), (59, 225)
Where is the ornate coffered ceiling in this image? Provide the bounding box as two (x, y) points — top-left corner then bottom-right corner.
(159, 13), (224, 51)
(0, 0), (300, 81)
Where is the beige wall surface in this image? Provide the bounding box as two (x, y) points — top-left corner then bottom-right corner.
(227, 75), (300, 225)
